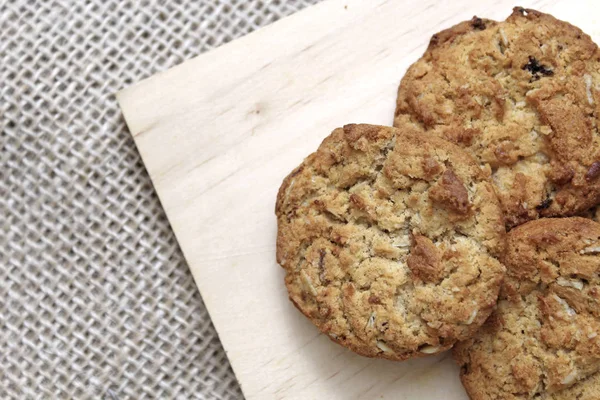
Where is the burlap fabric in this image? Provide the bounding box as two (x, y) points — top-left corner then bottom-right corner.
(1, 1), (319, 398)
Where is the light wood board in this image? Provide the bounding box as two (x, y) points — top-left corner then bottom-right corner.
(117, 1), (600, 398)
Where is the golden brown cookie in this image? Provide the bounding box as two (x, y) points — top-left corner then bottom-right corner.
(549, 371), (600, 400)
(454, 217), (600, 399)
(276, 123), (506, 360)
(394, 8), (600, 228)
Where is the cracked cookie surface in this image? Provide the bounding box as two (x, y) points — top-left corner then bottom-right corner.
(275, 124), (505, 360)
(454, 217), (600, 399)
(394, 8), (600, 228)
(546, 371), (600, 400)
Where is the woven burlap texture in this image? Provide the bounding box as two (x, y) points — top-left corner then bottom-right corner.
(1, 1), (320, 398)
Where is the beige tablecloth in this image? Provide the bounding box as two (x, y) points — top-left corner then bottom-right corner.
(1, 1), (319, 398)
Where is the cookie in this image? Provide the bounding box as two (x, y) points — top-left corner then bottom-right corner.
(394, 8), (600, 228)
(548, 371), (600, 400)
(275, 123), (506, 360)
(454, 217), (600, 399)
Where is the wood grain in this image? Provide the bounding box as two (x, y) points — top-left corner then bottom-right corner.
(117, 0), (600, 398)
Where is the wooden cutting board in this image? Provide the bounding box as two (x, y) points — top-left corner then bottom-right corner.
(117, 1), (600, 398)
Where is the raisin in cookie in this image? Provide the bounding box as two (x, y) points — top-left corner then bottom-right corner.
(454, 217), (600, 399)
(275, 123), (506, 360)
(395, 8), (600, 228)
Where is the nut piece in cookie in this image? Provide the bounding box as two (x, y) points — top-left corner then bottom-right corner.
(276, 123), (506, 361)
(454, 217), (600, 399)
(395, 7), (600, 227)
(428, 169), (472, 215)
(407, 235), (443, 283)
